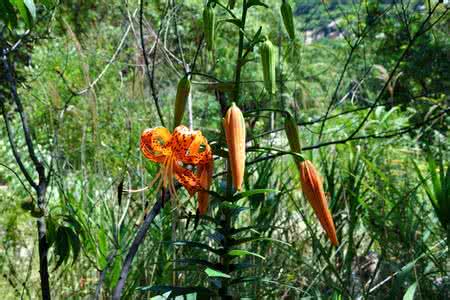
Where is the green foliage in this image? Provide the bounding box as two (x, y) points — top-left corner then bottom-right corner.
(0, 0), (448, 299)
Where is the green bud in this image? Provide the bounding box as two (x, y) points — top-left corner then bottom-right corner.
(284, 111), (302, 157)
(173, 76), (191, 129)
(281, 0), (296, 40)
(20, 199), (35, 211)
(203, 5), (216, 51)
(260, 39), (276, 94)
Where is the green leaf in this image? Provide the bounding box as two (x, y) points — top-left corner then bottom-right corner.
(97, 228), (108, 268)
(222, 18), (242, 28)
(204, 267), (231, 278)
(150, 291), (171, 300)
(137, 285), (213, 298)
(251, 26), (263, 43)
(220, 202), (249, 216)
(46, 216), (57, 247)
(54, 226), (70, 270)
(109, 256), (122, 287)
(65, 227), (81, 265)
(228, 249), (265, 260)
(246, 0), (268, 9)
(174, 259), (217, 269)
(184, 293), (197, 300)
(41, 0), (54, 8)
(398, 260), (416, 277)
(10, 0), (31, 27)
(230, 276), (261, 285)
(403, 282), (417, 300)
(23, 0), (36, 20)
(231, 189), (277, 201)
(172, 241), (221, 255)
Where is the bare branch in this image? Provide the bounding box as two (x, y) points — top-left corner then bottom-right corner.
(112, 190), (167, 300)
(140, 0), (166, 127)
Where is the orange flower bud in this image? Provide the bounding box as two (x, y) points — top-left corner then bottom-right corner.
(299, 160), (339, 246)
(223, 103), (246, 191)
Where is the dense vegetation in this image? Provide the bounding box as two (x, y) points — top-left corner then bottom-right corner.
(0, 0), (448, 299)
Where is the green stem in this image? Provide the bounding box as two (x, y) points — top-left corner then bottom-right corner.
(218, 160), (233, 299)
(233, 0), (248, 105)
(447, 224), (449, 252)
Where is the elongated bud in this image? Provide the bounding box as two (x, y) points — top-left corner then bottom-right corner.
(203, 5), (216, 51)
(281, 0), (296, 40)
(223, 103), (246, 191)
(260, 39), (276, 94)
(197, 160), (214, 215)
(284, 112), (302, 156)
(299, 160), (339, 246)
(173, 76), (191, 129)
(20, 198), (35, 211)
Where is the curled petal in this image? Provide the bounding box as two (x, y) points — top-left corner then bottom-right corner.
(140, 127), (172, 162)
(172, 126), (212, 165)
(197, 160), (214, 215)
(174, 164), (202, 196)
(184, 134), (213, 165)
(171, 126), (197, 157)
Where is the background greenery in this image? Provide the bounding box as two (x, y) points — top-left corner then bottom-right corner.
(0, 0), (448, 299)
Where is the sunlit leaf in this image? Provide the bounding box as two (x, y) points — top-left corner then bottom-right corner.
(228, 249), (265, 260)
(403, 282), (417, 300)
(23, 0), (36, 20)
(204, 268), (231, 278)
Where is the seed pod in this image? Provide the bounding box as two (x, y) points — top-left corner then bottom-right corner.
(173, 76), (191, 129)
(260, 39), (276, 94)
(280, 0), (296, 40)
(223, 103), (246, 191)
(284, 112), (302, 157)
(203, 5), (216, 51)
(299, 160), (339, 246)
(228, 0), (236, 9)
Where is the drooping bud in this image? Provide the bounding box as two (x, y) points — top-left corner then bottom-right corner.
(197, 160), (214, 215)
(284, 112), (302, 157)
(203, 5), (216, 51)
(260, 38), (276, 94)
(20, 198), (35, 211)
(280, 0), (296, 40)
(173, 76), (191, 129)
(299, 160), (339, 246)
(223, 103), (246, 191)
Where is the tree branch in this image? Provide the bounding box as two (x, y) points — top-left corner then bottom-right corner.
(139, 0), (166, 127)
(112, 190), (167, 300)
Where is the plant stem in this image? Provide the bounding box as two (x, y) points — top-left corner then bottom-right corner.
(217, 161), (234, 299)
(233, 0), (248, 105)
(219, 208), (232, 299)
(447, 224), (449, 252)
(112, 192), (165, 300)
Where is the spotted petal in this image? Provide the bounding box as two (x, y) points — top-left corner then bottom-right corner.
(174, 164), (202, 196)
(140, 127), (172, 163)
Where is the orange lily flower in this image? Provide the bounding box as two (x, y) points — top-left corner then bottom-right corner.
(197, 159), (214, 215)
(140, 125), (213, 201)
